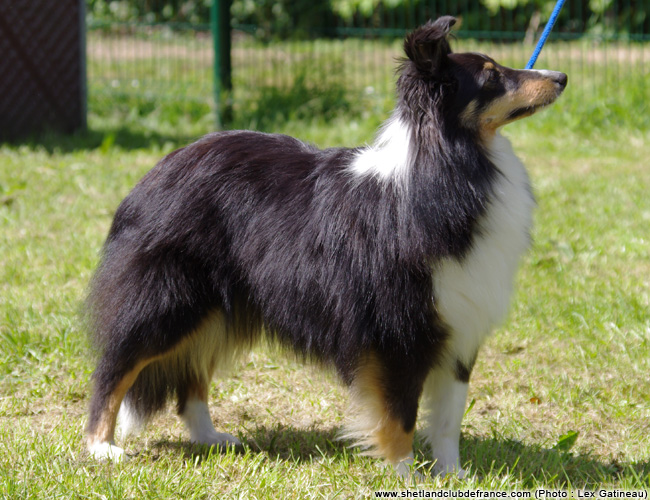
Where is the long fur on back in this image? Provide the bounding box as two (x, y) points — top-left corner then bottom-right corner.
(85, 16), (567, 472)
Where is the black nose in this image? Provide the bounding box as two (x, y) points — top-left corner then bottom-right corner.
(535, 70), (568, 89)
(555, 72), (568, 89)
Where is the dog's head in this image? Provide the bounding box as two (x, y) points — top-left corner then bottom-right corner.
(399, 17), (567, 137)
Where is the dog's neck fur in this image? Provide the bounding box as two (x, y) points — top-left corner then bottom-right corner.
(349, 101), (500, 262)
(349, 112), (413, 183)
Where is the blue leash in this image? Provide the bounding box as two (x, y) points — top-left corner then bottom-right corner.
(525, 0), (567, 69)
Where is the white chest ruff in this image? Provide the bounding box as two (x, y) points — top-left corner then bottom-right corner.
(433, 133), (535, 365)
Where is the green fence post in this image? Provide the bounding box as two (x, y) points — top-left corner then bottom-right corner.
(79, 0), (87, 131)
(212, 0), (232, 129)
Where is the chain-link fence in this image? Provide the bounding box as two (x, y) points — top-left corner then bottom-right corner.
(86, 0), (649, 130)
(86, 3), (213, 131)
(1, 0), (86, 139)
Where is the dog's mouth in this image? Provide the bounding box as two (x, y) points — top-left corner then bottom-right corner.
(505, 87), (566, 121)
(506, 103), (551, 121)
(505, 72), (567, 122)
(475, 70), (568, 133)
(506, 105), (539, 121)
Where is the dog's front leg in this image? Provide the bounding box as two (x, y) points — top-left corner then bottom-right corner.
(343, 352), (429, 479)
(420, 364), (471, 477)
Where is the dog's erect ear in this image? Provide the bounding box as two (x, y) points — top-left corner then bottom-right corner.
(404, 16), (456, 76)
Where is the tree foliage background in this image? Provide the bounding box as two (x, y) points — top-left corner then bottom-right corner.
(85, 0), (648, 39)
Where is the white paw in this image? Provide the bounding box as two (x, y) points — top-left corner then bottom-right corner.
(394, 452), (425, 483)
(430, 438), (466, 478)
(182, 398), (240, 449)
(190, 429), (241, 448)
(433, 461), (467, 478)
(88, 441), (126, 462)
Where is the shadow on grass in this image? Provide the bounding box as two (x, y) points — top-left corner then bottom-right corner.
(1, 126), (199, 154)
(242, 425), (346, 461)
(146, 427), (648, 487)
(458, 435), (650, 488)
(147, 425), (347, 464)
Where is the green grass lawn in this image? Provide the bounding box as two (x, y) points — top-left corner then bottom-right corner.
(2, 48), (650, 496)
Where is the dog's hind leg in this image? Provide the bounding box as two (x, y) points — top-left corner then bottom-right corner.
(179, 387), (241, 448)
(176, 312), (244, 449)
(420, 362), (472, 477)
(87, 351), (161, 461)
(86, 263), (215, 460)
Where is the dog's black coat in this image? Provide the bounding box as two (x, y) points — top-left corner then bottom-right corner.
(88, 17), (490, 432)
(85, 17), (566, 469)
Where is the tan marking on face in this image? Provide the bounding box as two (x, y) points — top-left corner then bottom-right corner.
(459, 100), (478, 129)
(478, 74), (563, 136)
(518, 78), (560, 106)
(342, 353), (415, 465)
(483, 62), (495, 71)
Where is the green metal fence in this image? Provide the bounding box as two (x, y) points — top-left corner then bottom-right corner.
(86, 0), (213, 134)
(86, 0), (649, 131)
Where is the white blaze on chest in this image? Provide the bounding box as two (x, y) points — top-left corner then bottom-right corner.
(433, 133), (535, 365)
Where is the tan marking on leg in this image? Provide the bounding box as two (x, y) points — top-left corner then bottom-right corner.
(376, 420), (415, 465)
(177, 378), (210, 415)
(188, 382), (209, 403)
(89, 309), (257, 450)
(342, 353), (415, 465)
(175, 309), (258, 414)
(87, 357), (157, 446)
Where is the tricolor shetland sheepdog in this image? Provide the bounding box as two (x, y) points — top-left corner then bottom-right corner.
(85, 16), (567, 476)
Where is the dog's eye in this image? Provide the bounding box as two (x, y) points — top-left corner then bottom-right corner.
(484, 69), (500, 87)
